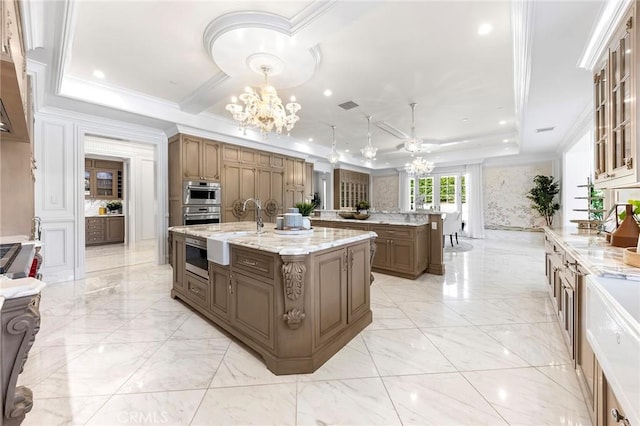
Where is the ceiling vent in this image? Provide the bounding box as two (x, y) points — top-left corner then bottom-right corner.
(338, 100), (359, 110)
(535, 126), (555, 133)
(376, 121), (408, 139)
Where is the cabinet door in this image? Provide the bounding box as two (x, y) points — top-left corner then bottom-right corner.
(231, 272), (275, 349)
(594, 65), (609, 180)
(172, 234), (186, 294)
(348, 243), (369, 323)
(558, 273), (575, 359)
(604, 379), (629, 426)
(576, 276), (597, 417)
(314, 248), (348, 347)
(372, 239), (389, 269)
(294, 159), (305, 187)
(389, 239), (415, 273)
(258, 169), (284, 222)
(202, 140), (220, 181)
(304, 162), (314, 197)
(105, 216), (124, 243)
(182, 135), (202, 179)
(210, 264), (231, 320)
(84, 170), (92, 197)
(94, 169), (115, 198)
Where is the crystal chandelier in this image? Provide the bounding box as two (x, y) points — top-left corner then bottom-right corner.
(403, 103), (421, 156)
(405, 156), (434, 177)
(225, 65), (301, 138)
(327, 125), (340, 166)
(360, 115), (377, 161)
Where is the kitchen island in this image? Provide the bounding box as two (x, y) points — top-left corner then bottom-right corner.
(168, 222), (376, 375)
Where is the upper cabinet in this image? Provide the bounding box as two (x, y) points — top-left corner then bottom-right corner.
(182, 135), (220, 181)
(594, 5), (637, 188)
(85, 159), (123, 199)
(333, 169), (370, 209)
(0, 0), (30, 143)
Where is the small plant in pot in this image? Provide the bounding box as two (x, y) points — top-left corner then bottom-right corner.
(294, 202), (315, 217)
(106, 200), (122, 214)
(356, 200), (370, 214)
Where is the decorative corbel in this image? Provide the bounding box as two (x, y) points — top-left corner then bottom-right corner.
(281, 255), (307, 329)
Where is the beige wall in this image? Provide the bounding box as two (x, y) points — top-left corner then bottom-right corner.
(0, 141), (33, 237)
(483, 162), (553, 230)
(372, 174), (399, 210)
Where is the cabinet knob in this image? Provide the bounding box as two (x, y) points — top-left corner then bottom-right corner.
(611, 408), (630, 425)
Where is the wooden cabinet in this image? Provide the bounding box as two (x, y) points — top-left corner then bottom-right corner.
(284, 157), (307, 209)
(257, 168), (284, 222)
(223, 145), (257, 165)
(85, 216), (124, 245)
(577, 273), (597, 421)
(185, 272), (209, 310)
(314, 248), (348, 346)
(84, 159), (123, 199)
(594, 4), (638, 188)
(231, 270), (275, 350)
(210, 263), (231, 320)
(333, 169), (370, 209)
(222, 163), (257, 222)
(304, 162), (314, 198)
(258, 152), (285, 170)
(604, 378), (631, 426)
(182, 135), (220, 181)
(171, 233), (186, 295)
(347, 243), (370, 323)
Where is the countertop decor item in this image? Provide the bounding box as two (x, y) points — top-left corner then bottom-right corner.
(294, 202), (315, 217)
(353, 213), (370, 220)
(622, 247), (640, 268)
(611, 204), (640, 247)
(106, 200), (122, 213)
(338, 211), (355, 219)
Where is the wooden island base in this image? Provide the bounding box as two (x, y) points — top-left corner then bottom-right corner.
(169, 226), (375, 375)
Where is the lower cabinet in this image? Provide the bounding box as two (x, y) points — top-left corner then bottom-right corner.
(210, 264), (231, 320)
(171, 233), (186, 294)
(230, 271), (275, 350)
(85, 216), (125, 245)
(185, 272), (209, 309)
(314, 248), (348, 346)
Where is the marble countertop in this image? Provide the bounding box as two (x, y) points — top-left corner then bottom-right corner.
(169, 222), (376, 255)
(85, 214), (125, 218)
(0, 277), (46, 299)
(311, 217), (429, 227)
(545, 226), (640, 280)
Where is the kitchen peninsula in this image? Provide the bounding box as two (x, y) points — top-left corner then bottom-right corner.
(169, 222), (376, 375)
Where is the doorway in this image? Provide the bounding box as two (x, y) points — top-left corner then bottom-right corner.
(409, 173), (468, 232)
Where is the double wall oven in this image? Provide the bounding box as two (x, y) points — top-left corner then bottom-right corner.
(183, 180), (222, 225)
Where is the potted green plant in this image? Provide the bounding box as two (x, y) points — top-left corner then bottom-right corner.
(106, 200), (122, 214)
(526, 175), (560, 227)
(295, 202), (315, 217)
(356, 200), (370, 214)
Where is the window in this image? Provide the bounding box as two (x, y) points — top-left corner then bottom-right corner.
(439, 175), (457, 213)
(409, 177), (434, 210)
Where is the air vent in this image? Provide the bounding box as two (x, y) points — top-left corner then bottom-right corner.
(535, 126), (555, 133)
(376, 121), (408, 139)
(338, 100), (359, 110)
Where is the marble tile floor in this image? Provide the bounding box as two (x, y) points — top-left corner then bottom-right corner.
(22, 230), (592, 425)
(85, 239), (156, 274)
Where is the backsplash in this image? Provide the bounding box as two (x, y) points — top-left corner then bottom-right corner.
(85, 199), (123, 216)
(372, 175), (399, 210)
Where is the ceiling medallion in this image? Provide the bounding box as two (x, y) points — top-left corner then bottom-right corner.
(327, 125), (340, 166)
(225, 65), (301, 138)
(405, 156), (434, 177)
(403, 103), (421, 156)
(361, 115), (377, 161)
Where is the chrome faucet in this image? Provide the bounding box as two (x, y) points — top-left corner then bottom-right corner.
(243, 198), (264, 234)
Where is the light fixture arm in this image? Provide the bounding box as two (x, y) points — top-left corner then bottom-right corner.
(410, 102), (417, 139)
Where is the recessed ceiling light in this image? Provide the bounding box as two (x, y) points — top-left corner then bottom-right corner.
(308, 138), (313, 142)
(462, 118), (469, 122)
(502, 139), (509, 143)
(478, 23), (493, 35)
(499, 120), (507, 125)
(93, 70), (105, 79)
(323, 89), (332, 97)
(345, 149), (350, 153)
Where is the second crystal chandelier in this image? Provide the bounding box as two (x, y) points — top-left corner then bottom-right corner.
(361, 115), (377, 161)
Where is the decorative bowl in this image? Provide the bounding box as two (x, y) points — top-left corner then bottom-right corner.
(353, 213), (370, 220)
(338, 211), (355, 219)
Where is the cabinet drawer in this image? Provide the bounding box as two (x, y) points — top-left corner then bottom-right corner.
(232, 248), (276, 281)
(373, 226), (413, 240)
(185, 273), (209, 309)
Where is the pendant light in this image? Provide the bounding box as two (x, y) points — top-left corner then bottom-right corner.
(360, 115), (377, 161)
(327, 125), (340, 166)
(404, 103), (421, 156)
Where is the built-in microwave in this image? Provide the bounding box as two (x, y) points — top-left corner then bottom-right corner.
(183, 181), (221, 206)
(184, 237), (208, 280)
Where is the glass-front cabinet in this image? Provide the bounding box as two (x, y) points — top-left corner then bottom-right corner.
(594, 5), (637, 188)
(85, 158), (123, 199)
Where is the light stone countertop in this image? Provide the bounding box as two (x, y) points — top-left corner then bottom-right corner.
(169, 222), (376, 255)
(0, 277), (46, 299)
(545, 226), (640, 280)
(311, 217), (429, 227)
(85, 214), (125, 218)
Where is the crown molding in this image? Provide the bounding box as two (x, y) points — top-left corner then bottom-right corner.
(178, 71), (231, 114)
(511, 0), (535, 138)
(52, 0), (76, 95)
(289, 1), (338, 34)
(578, 0), (633, 70)
(20, 0), (45, 50)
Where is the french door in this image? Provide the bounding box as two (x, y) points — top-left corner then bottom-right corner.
(410, 174), (468, 226)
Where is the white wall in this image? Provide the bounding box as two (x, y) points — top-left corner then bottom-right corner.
(34, 108), (167, 283)
(562, 131), (593, 227)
